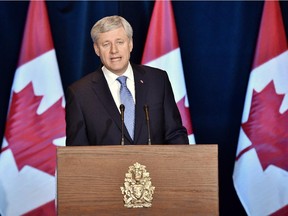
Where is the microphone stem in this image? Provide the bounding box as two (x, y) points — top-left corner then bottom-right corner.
(147, 118), (151, 145)
(144, 105), (152, 145)
(120, 104), (125, 145)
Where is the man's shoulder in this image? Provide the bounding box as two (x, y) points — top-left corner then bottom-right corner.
(131, 63), (167, 77)
(68, 68), (102, 89)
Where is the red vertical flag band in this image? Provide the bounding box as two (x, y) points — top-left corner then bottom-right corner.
(0, 0), (66, 215)
(142, 0), (195, 144)
(233, 0), (288, 215)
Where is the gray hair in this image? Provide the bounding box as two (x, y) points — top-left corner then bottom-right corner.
(90, 15), (133, 43)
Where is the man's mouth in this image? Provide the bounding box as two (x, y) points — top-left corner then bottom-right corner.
(111, 56), (121, 62)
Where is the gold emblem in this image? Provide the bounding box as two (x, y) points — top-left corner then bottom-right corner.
(120, 162), (155, 208)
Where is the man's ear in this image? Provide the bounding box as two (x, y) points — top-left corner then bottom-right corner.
(129, 40), (133, 52)
(93, 43), (100, 56)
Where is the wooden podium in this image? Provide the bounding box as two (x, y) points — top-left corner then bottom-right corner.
(57, 145), (218, 215)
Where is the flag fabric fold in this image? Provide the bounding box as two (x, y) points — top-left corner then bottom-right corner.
(0, 1), (66, 215)
(141, 0), (195, 144)
(233, 1), (288, 215)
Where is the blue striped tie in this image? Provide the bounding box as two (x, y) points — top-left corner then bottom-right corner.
(117, 76), (135, 139)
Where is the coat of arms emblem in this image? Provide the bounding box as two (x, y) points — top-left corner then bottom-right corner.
(120, 162), (155, 208)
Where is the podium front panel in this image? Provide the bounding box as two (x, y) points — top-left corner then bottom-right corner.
(57, 145), (218, 215)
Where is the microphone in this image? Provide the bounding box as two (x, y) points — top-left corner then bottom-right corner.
(144, 105), (151, 145)
(120, 104), (125, 145)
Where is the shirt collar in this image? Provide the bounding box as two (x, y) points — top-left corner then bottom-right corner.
(102, 63), (133, 86)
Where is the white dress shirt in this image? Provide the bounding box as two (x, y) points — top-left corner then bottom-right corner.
(102, 63), (135, 113)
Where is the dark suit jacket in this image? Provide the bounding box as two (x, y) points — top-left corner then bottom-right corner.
(65, 63), (189, 145)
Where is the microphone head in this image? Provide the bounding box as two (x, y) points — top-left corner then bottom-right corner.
(120, 104), (125, 112)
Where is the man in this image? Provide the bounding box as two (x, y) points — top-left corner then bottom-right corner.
(65, 15), (188, 145)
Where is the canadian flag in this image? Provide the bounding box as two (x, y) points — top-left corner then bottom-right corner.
(142, 0), (195, 144)
(233, 1), (288, 215)
(0, 1), (66, 215)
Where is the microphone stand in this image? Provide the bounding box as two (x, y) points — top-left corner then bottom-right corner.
(120, 104), (125, 145)
(144, 105), (152, 145)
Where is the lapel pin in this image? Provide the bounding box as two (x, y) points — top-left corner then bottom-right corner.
(140, 80), (144, 84)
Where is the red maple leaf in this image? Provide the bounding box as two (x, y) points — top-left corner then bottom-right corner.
(238, 81), (288, 171)
(177, 96), (193, 135)
(3, 82), (66, 176)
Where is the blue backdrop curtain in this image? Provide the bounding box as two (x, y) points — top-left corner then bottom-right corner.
(1, 1), (288, 215)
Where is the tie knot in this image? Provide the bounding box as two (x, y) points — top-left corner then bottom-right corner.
(117, 76), (127, 86)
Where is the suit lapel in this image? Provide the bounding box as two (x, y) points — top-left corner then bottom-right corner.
(90, 69), (132, 142)
(90, 65), (148, 144)
(133, 65), (148, 143)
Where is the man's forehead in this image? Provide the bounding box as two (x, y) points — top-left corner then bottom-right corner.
(98, 27), (128, 41)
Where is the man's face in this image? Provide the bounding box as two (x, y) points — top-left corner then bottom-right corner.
(94, 27), (133, 75)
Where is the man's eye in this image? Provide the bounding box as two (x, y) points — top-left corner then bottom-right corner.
(103, 43), (110, 47)
(117, 41), (124, 45)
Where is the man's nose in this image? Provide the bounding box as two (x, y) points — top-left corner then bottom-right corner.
(110, 43), (118, 53)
